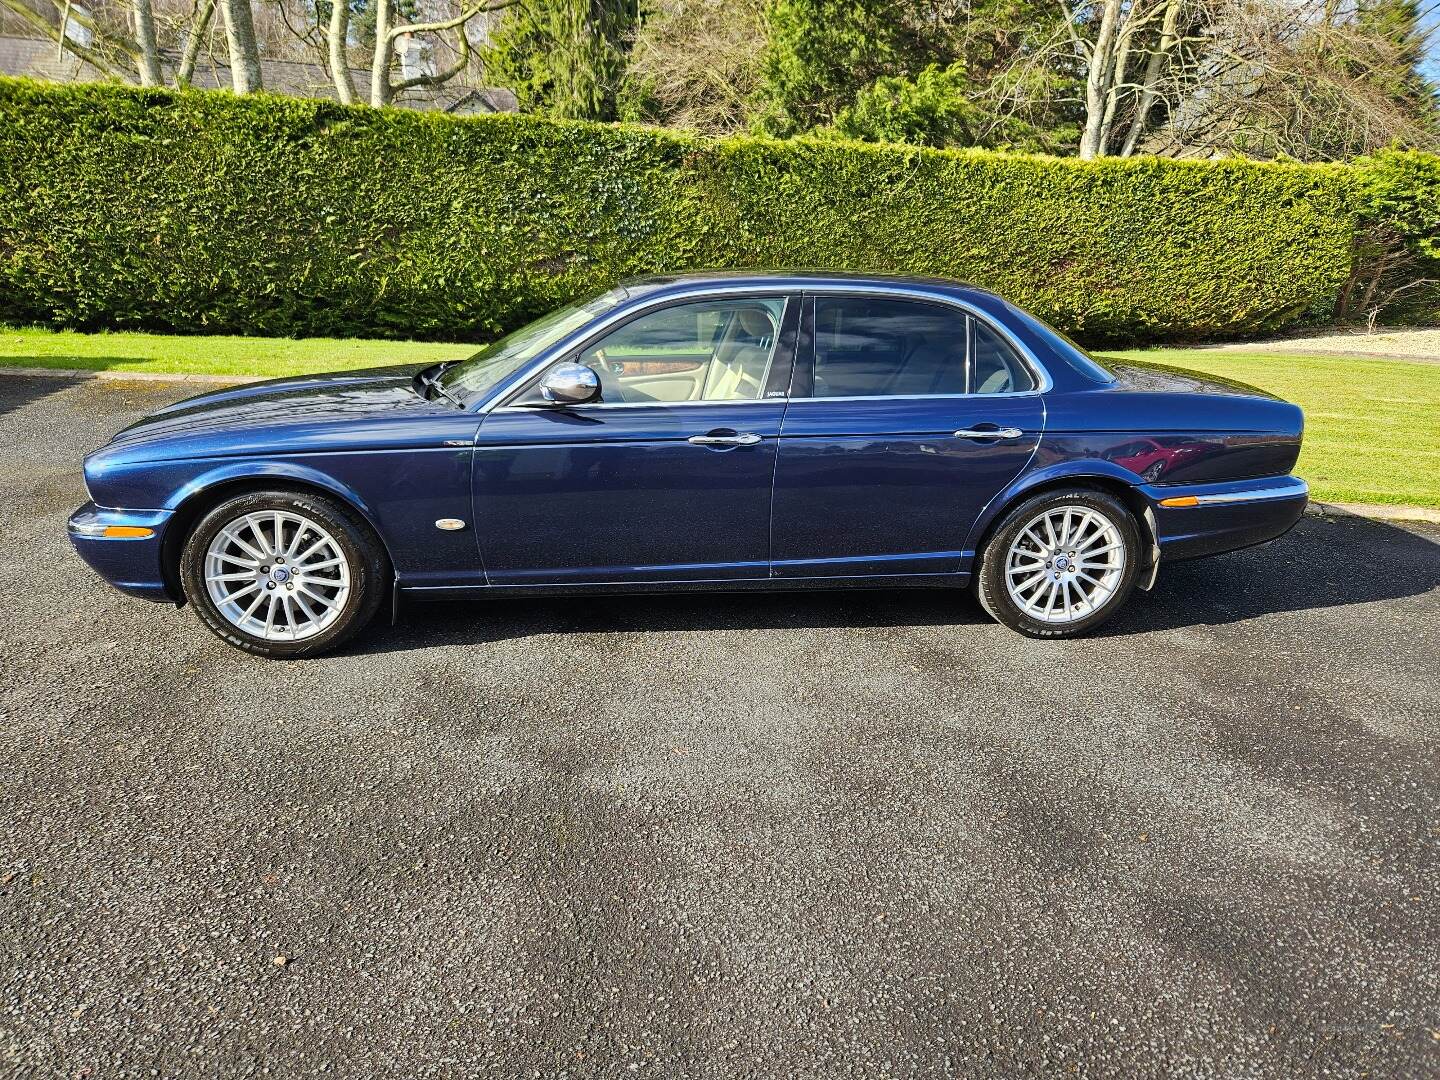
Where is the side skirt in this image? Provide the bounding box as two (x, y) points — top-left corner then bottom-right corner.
(396, 571), (972, 603)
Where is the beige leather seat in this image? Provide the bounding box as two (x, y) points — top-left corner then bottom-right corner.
(703, 308), (776, 400)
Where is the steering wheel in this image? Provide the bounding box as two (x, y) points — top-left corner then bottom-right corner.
(587, 349), (626, 404)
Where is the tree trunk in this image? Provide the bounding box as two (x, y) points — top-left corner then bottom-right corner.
(132, 0), (162, 85)
(1120, 0), (1183, 157)
(219, 0), (263, 93)
(1096, 18), (1135, 156)
(370, 0), (394, 106)
(1079, 0), (1124, 159)
(176, 0), (217, 87)
(328, 0), (356, 104)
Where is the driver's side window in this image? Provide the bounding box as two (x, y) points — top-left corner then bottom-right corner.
(577, 298), (785, 405)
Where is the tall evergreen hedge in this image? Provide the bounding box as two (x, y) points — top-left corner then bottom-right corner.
(0, 77), (1359, 345)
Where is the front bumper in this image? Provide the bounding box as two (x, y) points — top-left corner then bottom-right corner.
(68, 502), (178, 602)
(1143, 475), (1308, 562)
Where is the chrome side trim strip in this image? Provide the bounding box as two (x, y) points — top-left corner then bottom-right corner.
(1193, 481), (1309, 506)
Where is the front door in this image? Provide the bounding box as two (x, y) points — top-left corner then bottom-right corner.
(473, 295), (798, 585)
(771, 294), (1044, 578)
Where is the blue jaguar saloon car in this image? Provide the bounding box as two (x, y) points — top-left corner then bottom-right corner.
(69, 273), (1308, 658)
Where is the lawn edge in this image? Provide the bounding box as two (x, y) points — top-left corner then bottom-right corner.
(1305, 502), (1440, 525)
(0, 365), (261, 384)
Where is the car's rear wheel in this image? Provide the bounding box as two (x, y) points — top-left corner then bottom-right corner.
(976, 488), (1139, 638)
(179, 490), (387, 659)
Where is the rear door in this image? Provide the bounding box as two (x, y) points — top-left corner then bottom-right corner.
(770, 293), (1044, 578)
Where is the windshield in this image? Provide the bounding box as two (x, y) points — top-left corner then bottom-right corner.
(437, 288), (625, 401)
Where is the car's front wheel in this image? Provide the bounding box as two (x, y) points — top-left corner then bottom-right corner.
(179, 489), (387, 659)
(976, 488), (1140, 638)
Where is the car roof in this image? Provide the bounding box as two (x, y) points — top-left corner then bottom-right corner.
(616, 270), (1000, 305)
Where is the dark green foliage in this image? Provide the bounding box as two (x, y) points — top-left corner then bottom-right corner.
(0, 78), (1362, 344)
(826, 62), (1059, 151)
(1339, 148), (1440, 320)
(1354, 148), (1440, 262)
(828, 63), (989, 148)
(480, 0), (640, 121)
(756, 0), (941, 136)
(756, 0), (1079, 152)
(1352, 0), (1439, 125)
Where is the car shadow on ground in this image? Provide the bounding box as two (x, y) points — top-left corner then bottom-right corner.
(351, 516), (1440, 655)
(0, 371), (89, 418)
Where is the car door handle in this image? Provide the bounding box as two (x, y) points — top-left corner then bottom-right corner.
(954, 426), (1024, 440)
(688, 432), (763, 446)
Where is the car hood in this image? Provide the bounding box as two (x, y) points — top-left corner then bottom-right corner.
(1097, 357), (1283, 400)
(107, 363), (439, 450)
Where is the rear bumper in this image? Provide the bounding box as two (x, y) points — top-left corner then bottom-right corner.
(1143, 475), (1308, 562)
(68, 503), (178, 602)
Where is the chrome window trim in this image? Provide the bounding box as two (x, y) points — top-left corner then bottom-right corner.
(799, 285), (1054, 398)
(783, 391), (1042, 403)
(479, 282), (1054, 413)
(498, 398), (785, 411)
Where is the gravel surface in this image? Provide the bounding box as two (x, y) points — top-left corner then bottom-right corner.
(1215, 326), (1440, 363)
(2, 374), (1438, 1079)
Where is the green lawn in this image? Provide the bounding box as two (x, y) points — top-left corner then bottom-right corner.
(0, 326), (467, 377)
(1, 327), (1435, 509)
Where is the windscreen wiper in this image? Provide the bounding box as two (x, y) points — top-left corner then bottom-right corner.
(415, 367), (465, 409)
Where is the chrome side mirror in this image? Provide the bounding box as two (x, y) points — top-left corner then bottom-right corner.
(538, 363), (601, 406)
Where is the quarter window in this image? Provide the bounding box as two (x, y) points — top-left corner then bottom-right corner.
(972, 319), (1035, 394)
(811, 297), (967, 398)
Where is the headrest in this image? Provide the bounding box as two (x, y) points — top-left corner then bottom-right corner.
(735, 308), (777, 340)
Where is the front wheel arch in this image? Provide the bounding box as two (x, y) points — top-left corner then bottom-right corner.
(162, 476), (393, 606)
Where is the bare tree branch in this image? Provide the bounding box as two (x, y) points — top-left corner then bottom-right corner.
(383, 0), (517, 45)
(0, 0), (136, 75)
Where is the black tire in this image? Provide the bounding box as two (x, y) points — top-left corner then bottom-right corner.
(975, 487), (1140, 639)
(179, 489), (388, 659)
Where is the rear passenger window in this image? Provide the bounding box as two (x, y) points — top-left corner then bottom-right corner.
(972, 320), (1035, 394)
(812, 297), (967, 398)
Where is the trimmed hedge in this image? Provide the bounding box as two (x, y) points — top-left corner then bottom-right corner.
(0, 77), (1359, 345)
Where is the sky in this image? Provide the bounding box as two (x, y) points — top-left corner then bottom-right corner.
(1427, 7), (1440, 80)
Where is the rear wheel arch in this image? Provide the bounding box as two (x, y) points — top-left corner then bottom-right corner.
(971, 473), (1157, 583)
(162, 476), (393, 605)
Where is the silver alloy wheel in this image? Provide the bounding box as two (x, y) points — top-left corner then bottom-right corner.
(203, 510), (351, 641)
(1004, 505), (1126, 625)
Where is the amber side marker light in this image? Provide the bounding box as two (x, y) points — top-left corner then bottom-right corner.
(1158, 496), (1200, 508)
(103, 525), (155, 539)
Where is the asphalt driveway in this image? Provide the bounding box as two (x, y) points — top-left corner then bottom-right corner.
(2, 373), (1437, 1079)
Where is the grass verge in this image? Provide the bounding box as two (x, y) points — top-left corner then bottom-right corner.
(2, 327), (1435, 509)
(0, 327), (465, 377)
